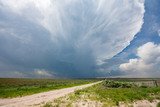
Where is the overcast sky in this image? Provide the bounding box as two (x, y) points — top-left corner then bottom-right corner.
(0, 0), (159, 78)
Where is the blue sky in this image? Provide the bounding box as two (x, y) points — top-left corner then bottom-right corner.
(100, 0), (160, 77)
(0, 0), (159, 78)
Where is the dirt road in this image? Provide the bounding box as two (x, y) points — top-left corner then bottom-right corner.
(0, 81), (101, 107)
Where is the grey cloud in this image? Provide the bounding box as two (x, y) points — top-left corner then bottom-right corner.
(0, 0), (145, 77)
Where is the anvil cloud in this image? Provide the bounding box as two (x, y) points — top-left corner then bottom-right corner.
(0, 0), (145, 77)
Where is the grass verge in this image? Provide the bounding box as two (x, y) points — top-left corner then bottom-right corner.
(0, 78), (98, 98)
(47, 80), (160, 107)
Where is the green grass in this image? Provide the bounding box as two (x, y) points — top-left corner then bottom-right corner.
(0, 78), (98, 98)
(157, 102), (160, 107)
(43, 102), (53, 107)
(72, 80), (160, 106)
(95, 85), (160, 102)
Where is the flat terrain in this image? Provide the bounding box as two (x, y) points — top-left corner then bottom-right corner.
(49, 79), (160, 107)
(1, 78), (160, 107)
(0, 81), (101, 107)
(0, 78), (99, 98)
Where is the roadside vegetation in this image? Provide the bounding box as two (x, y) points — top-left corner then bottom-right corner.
(91, 80), (160, 106)
(46, 79), (160, 107)
(157, 102), (160, 107)
(0, 78), (98, 98)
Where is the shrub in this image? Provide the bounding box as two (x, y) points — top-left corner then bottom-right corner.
(43, 102), (53, 107)
(157, 102), (160, 107)
(103, 80), (135, 88)
(140, 85), (148, 88)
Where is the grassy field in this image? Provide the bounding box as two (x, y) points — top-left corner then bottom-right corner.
(0, 78), (98, 98)
(48, 79), (160, 107)
(87, 82), (160, 105)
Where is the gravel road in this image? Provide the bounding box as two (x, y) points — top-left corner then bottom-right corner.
(0, 81), (101, 107)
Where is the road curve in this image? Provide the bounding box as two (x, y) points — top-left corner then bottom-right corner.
(0, 81), (102, 107)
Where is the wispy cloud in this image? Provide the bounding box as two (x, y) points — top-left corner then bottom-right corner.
(0, 0), (145, 77)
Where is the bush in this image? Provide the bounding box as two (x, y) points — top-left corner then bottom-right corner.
(103, 80), (135, 88)
(140, 85), (148, 88)
(157, 102), (160, 107)
(43, 102), (53, 107)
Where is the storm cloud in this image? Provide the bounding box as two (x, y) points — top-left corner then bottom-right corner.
(0, 0), (145, 77)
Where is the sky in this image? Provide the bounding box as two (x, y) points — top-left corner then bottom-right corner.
(0, 0), (159, 78)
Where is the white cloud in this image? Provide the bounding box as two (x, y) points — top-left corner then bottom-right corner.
(158, 30), (160, 37)
(0, 0), (145, 61)
(0, 0), (145, 77)
(119, 42), (160, 76)
(34, 69), (53, 77)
